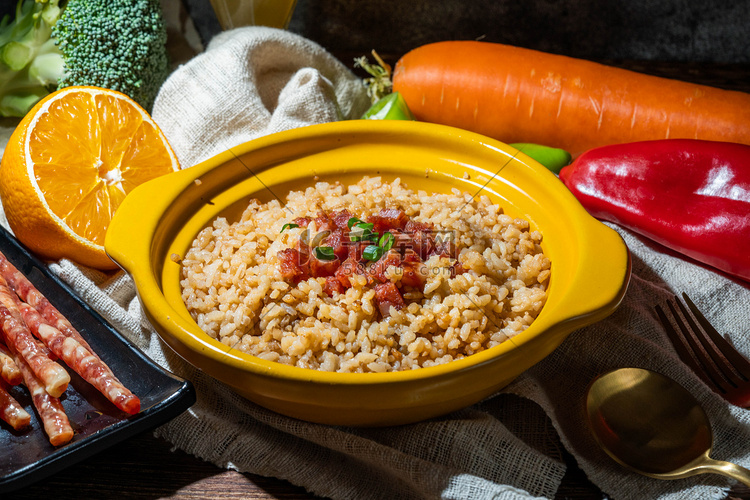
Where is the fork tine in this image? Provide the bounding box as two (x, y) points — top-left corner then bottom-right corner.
(655, 304), (712, 386)
(661, 298), (731, 394)
(681, 292), (750, 382)
(671, 295), (745, 389)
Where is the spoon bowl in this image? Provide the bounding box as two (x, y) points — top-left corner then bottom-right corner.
(586, 367), (750, 485)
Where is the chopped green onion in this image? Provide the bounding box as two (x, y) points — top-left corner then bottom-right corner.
(363, 245), (384, 261)
(379, 232), (394, 251)
(347, 217), (365, 229)
(347, 217), (374, 230)
(314, 246), (336, 261)
(350, 226), (378, 242)
(349, 225), (364, 241)
(280, 223), (299, 233)
(364, 229), (379, 242)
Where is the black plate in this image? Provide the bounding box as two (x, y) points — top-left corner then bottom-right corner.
(0, 225), (196, 493)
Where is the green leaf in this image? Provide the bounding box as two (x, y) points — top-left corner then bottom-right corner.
(353, 50), (392, 104)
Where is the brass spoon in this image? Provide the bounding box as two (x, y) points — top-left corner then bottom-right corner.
(585, 367), (750, 486)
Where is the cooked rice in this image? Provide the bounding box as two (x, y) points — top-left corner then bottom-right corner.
(180, 177), (551, 372)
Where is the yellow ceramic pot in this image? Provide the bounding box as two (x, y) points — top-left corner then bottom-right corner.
(105, 120), (630, 426)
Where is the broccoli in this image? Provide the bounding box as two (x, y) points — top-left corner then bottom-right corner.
(0, 0), (169, 117)
(53, 0), (169, 112)
(0, 0), (64, 117)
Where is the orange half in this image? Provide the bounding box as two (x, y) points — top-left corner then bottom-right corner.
(0, 86), (180, 269)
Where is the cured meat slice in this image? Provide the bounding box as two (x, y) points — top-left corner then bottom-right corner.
(291, 216), (311, 227)
(0, 276), (70, 398)
(0, 381), (30, 430)
(347, 240), (370, 261)
(18, 302), (141, 415)
(400, 261), (427, 288)
(374, 282), (405, 317)
(323, 276), (346, 296)
(330, 210), (354, 230)
(404, 220), (436, 259)
(14, 352), (73, 446)
(323, 229), (349, 261)
(277, 248), (310, 283)
(334, 257), (366, 288)
(280, 209), (461, 317)
(308, 251), (340, 278)
(367, 208), (409, 233)
(313, 211), (335, 232)
(368, 251), (402, 284)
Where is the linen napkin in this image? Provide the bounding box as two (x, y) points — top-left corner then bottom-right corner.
(2, 26), (749, 500)
(151, 25), (371, 169)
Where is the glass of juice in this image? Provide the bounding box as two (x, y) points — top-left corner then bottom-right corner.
(209, 0), (298, 30)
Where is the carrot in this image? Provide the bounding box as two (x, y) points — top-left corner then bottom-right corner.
(392, 41), (750, 156)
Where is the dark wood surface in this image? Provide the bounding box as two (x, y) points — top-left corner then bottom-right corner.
(18, 422), (750, 499)
(13, 431), (588, 499)
(11, 60), (750, 500)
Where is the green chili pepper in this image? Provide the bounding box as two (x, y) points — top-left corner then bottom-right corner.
(509, 143), (572, 174)
(361, 92), (415, 121)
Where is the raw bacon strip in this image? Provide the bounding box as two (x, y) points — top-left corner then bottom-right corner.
(0, 341), (22, 385)
(14, 352), (73, 446)
(0, 253), (99, 361)
(0, 381), (31, 430)
(0, 276), (69, 398)
(18, 302), (141, 415)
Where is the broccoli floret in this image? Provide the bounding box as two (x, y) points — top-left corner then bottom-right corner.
(0, 0), (170, 117)
(0, 0), (64, 117)
(53, 0), (169, 112)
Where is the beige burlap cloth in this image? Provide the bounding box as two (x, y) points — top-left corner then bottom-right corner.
(3, 27), (749, 500)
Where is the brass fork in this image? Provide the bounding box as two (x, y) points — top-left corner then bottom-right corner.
(655, 292), (750, 408)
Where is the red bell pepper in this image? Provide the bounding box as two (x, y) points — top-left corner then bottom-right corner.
(559, 139), (750, 282)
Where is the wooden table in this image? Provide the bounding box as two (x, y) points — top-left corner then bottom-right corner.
(18, 419), (750, 499)
(18, 431), (601, 499)
(14, 60), (750, 500)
